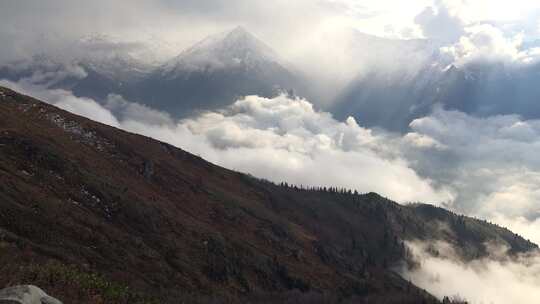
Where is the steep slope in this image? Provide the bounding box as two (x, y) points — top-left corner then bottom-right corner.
(130, 27), (304, 117)
(0, 86), (536, 303)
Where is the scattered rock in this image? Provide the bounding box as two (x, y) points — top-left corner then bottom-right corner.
(0, 285), (62, 304)
(45, 113), (114, 151)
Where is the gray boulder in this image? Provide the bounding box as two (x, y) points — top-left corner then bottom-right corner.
(0, 285), (62, 304)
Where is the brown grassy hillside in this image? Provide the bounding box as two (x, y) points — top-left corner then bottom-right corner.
(0, 86), (535, 303)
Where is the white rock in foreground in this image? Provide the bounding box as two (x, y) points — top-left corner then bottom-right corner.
(0, 285), (62, 304)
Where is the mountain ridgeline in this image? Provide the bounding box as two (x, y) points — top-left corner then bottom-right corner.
(0, 86), (536, 303)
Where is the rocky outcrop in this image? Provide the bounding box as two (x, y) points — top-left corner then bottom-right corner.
(0, 286), (62, 304)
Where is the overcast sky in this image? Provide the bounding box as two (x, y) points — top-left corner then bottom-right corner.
(1, 0), (539, 61)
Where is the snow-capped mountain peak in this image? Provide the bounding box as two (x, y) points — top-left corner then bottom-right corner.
(163, 26), (283, 74)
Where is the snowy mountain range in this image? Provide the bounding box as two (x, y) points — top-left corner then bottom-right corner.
(1, 27), (540, 131)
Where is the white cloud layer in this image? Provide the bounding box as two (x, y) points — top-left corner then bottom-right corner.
(176, 95), (451, 202)
(402, 240), (540, 304)
(2, 79), (448, 203)
(441, 24), (540, 66)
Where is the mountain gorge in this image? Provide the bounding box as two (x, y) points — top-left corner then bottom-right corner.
(0, 86), (537, 303)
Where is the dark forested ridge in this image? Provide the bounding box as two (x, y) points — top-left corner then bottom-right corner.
(0, 86), (536, 303)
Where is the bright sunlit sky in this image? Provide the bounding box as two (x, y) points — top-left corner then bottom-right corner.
(1, 0), (539, 62)
(326, 0), (540, 38)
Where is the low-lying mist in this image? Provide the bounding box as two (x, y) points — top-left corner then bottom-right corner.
(401, 240), (540, 303)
